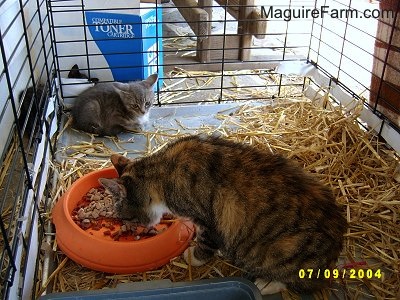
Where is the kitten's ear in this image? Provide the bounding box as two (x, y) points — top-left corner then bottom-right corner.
(68, 64), (90, 80)
(113, 83), (130, 101)
(113, 82), (129, 92)
(113, 83), (130, 100)
(143, 74), (158, 89)
(68, 64), (81, 78)
(98, 178), (126, 196)
(110, 154), (130, 176)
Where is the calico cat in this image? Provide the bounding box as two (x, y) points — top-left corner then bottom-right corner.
(71, 74), (158, 136)
(99, 135), (347, 295)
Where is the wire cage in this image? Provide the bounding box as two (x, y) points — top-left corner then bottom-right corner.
(1, 0), (399, 299)
(0, 0), (59, 298)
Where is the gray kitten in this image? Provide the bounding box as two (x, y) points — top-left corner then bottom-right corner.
(71, 74), (158, 136)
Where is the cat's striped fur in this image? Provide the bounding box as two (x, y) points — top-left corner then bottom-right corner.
(99, 134), (347, 294)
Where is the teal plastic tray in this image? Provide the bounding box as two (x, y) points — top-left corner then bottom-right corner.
(41, 277), (263, 300)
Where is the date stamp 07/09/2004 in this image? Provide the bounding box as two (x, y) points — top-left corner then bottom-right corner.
(298, 269), (383, 280)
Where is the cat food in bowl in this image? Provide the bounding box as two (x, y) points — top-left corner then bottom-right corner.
(52, 167), (194, 274)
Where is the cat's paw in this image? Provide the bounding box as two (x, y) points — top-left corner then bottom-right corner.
(254, 279), (287, 295)
(124, 124), (143, 133)
(134, 120), (149, 131)
(183, 246), (208, 267)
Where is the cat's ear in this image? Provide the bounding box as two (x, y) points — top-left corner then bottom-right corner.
(98, 178), (126, 196)
(68, 64), (90, 80)
(113, 82), (129, 92)
(110, 154), (130, 176)
(68, 64), (81, 78)
(142, 74), (158, 89)
(113, 83), (130, 100)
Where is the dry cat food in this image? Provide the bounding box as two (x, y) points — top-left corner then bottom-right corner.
(71, 187), (174, 241)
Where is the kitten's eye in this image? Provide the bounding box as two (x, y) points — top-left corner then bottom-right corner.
(145, 102), (151, 108)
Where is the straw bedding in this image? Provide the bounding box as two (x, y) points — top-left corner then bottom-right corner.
(37, 87), (399, 299)
(0, 135), (23, 287)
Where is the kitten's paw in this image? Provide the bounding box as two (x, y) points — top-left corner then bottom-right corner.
(124, 124), (143, 133)
(254, 279), (287, 295)
(134, 124), (144, 131)
(183, 246), (208, 267)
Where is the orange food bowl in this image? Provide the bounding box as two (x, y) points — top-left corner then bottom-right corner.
(52, 167), (194, 274)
